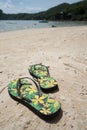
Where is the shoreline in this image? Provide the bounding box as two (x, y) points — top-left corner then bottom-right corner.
(0, 26), (87, 130)
(0, 24), (87, 33)
(0, 20), (87, 33)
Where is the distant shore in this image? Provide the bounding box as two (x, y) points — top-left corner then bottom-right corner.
(0, 26), (87, 130)
(0, 1), (87, 21)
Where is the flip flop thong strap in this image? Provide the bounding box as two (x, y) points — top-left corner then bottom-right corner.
(17, 77), (42, 98)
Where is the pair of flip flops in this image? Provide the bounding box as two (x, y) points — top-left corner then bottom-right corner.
(8, 64), (61, 119)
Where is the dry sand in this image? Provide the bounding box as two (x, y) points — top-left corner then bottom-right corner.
(0, 26), (87, 130)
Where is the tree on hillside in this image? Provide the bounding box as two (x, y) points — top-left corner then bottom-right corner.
(0, 9), (3, 14)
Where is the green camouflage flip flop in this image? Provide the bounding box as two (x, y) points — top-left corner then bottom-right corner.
(28, 64), (58, 92)
(8, 77), (61, 119)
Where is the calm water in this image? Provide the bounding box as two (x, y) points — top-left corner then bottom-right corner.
(0, 20), (87, 32)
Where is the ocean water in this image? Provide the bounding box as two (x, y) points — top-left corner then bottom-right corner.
(0, 20), (87, 32)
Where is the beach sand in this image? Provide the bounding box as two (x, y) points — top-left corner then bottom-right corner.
(0, 26), (87, 130)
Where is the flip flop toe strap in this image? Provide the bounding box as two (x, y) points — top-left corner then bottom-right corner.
(17, 77), (42, 99)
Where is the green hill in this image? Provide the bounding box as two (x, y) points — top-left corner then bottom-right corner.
(0, 0), (87, 20)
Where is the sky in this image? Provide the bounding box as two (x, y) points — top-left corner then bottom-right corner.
(0, 0), (81, 14)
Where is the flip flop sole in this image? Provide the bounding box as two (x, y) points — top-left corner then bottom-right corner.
(8, 79), (61, 119)
(38, 77), (58, 92)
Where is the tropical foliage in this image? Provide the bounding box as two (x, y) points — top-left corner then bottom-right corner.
(0, 0), (87, 20)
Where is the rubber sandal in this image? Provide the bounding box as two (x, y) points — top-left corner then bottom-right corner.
(8, 77), (61, 119)
(28, 64), (58, 92)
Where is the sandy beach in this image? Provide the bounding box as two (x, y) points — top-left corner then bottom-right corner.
(0, 26), (87, 130)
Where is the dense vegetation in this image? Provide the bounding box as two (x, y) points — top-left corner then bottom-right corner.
(0, 0), (87, 20)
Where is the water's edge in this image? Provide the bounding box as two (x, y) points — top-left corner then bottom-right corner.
(0, 20), (87, 32)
